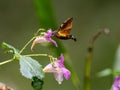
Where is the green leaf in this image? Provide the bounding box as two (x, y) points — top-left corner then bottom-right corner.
(19, 56), (44, 80)
(2, 42), (19, 55)
(31, 76), (44, 90)
(34, 0), (81, 89)
(34, 0), (56, 29)
(114, 44), (120, 72)
(97, 68), (112, 77)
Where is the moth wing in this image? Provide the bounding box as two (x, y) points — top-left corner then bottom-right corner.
(58, 17), (73, 37)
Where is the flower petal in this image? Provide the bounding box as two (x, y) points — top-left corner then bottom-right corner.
(113, 76), (120, 90)
(54, 72), (63, 84)
(45, 29), (53, 37)
(43, 63), (54, 73)
(59, 54), (64, 63)
(113, 87), (119, 90)
(45, 29), (58, 47)
(58, 54), (64, 68)
(31, 37), (47, 50)
(47, 38), (58, 47)
(31, 29), (58, 50)
(43, 54), (71, 84)
(62, 68), (71, 80)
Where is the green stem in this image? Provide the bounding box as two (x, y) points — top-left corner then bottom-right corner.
(0, 36), (35, 66)
(84, 29), (110, 90)
(19, 28), (46, 54)
(24, 53), (55, 62)
(19, 37), (35, 54)
(24, 53), (50, 57)
(34, 28), (45, 36)
(0, 58), (15, 66)
(84, 46), (93, 90)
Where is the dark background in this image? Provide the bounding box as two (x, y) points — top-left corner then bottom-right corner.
(0, 0), (120, 90)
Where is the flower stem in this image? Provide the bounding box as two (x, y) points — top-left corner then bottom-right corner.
(34, 28), (45, 36)
(19, 28), (45, 54)
(24, 53), (50, 57)
(84, 29), (110, 90)
(24, 54), (55, 62)
(0, 58), (15, 66)
(19, 37), (35, 54)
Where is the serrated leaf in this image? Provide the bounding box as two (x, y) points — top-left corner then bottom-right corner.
(2, 42), (19, 55)
(19, 56), (44, 80)
(31, 76), (44, 90)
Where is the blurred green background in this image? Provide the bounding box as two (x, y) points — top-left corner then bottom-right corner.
(0, 0), (120, 90)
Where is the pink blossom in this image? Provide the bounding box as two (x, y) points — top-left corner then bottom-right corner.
(31, 29), (58, 50)
(43, 54), (71, 84)
(113, 76), (120, 90)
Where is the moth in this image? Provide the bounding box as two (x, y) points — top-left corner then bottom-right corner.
(52, 17), (76, 41)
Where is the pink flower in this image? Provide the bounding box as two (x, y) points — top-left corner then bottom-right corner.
(113, 76), (120, 90)
(43, 54), (71, 84)
(31, 29), (58, 50)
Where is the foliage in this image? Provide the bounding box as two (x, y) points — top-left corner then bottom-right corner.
(34, 0), (81, 89)
(1, 41), (45, 90)
(0, 0), (120, 90)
